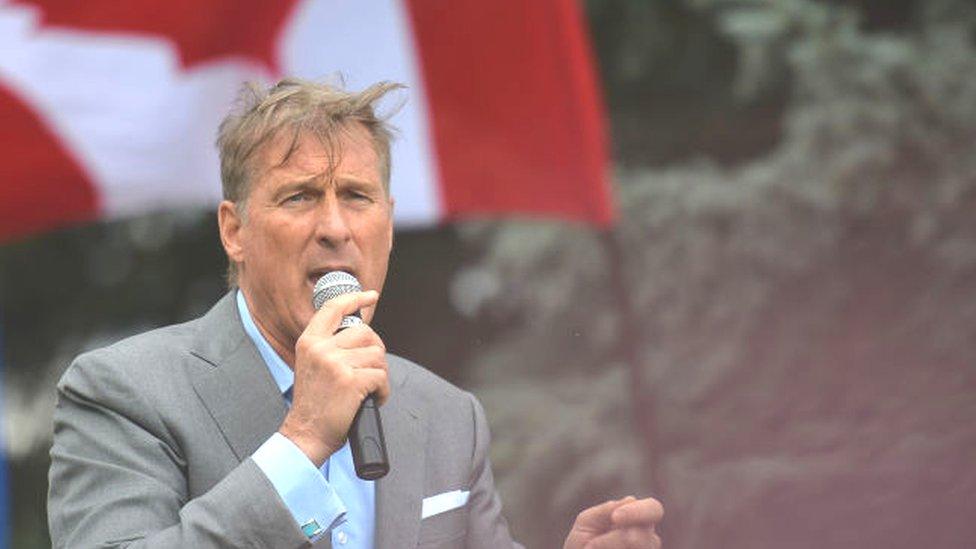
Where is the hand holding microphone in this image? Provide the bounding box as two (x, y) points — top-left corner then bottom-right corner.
(277, 272), (390, 479)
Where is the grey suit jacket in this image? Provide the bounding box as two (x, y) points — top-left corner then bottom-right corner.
(48, 292), (521, 548)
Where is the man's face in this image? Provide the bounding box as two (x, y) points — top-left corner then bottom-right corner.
(219, 125), (393, 354)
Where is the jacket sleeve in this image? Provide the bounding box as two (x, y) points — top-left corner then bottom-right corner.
(463, 391), (525, 549)
(47, 351), (311, 549)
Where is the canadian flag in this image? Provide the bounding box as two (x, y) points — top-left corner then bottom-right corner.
(0, 0), (613, 243)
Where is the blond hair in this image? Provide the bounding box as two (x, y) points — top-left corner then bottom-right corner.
(217, 77), (402, 285)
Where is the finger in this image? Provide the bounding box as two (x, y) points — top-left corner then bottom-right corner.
(332, 324), (386, 352)
(573, 498), (631, 534)
(354, 366), (391, 404)
(584, 527), (659, 549)
(611, 497), (664, 528)
(306, 290), (379, 336)
(334, 346), (388, 372)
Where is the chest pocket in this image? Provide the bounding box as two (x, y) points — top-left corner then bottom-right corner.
(417, 506), (467, 548)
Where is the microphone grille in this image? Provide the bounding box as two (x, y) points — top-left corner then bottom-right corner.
(312, 271), (362, 311)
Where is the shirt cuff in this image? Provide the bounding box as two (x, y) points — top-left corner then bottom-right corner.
(252, 432), (346, 541)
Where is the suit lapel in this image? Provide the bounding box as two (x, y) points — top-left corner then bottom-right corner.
(375, 361), (426, 548)
(187, 292), (287, 461)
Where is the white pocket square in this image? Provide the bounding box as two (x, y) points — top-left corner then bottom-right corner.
(421, 489), (470, 519)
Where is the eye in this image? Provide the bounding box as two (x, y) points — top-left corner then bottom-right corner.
(344, 189), (374, 203)
(283, 191), (311, 204)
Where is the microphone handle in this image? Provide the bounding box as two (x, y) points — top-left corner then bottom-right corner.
(349, 393), (389, 480)
(336, 313), (389, 480)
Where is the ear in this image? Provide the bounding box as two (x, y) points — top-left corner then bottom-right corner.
(218, 200), (245, 263)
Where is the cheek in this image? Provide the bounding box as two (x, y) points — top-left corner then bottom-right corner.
(255, 219), (313, 259)
(368, 225), (393, 263)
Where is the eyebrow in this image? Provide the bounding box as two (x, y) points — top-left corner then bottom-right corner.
(273, 174), (381, 198)
(333, 174), (378, 185)
(336, 175), (382, 191)
(272, 179), (320, 200)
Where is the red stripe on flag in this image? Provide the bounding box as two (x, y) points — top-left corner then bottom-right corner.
(404, 0), (614, 226)
(0, 85), (99, 242)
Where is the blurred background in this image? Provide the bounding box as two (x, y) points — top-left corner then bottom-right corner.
(3, 0), (976, 547)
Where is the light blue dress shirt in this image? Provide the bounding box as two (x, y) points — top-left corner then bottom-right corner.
(238, 290), (375, 548)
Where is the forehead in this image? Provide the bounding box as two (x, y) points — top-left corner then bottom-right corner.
(256, 124), (381, 182)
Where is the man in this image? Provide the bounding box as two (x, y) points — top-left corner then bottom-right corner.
(48, 78), (663, 548)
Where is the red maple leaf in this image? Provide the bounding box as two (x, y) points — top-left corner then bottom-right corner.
(13, 0), (301, 73)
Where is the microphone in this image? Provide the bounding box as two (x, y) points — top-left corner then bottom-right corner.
(312, 271), (390, 481)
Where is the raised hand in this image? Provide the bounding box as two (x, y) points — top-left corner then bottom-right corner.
(563, 496), (664, 549)
(278, 290), (390, 466)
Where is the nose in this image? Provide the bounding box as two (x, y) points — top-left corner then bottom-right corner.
(314, 191), (353, 247)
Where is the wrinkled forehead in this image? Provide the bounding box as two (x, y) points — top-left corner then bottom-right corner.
(252, 123), (382, 183)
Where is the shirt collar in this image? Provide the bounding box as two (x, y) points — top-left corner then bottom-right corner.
(236, 289), (294, 397)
